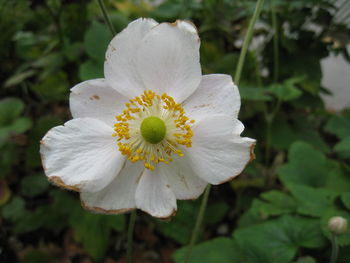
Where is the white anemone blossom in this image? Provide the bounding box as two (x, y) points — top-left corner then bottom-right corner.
(40, 18), (256, 218)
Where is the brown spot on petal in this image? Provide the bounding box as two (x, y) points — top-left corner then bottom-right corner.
(193, 104), (210, 109)
(49, 176), (80, 192)
(166, 184), (170, 188)
(89, 95), (100, 100)
(40, 140), (45, 145)
(81, 200), (134, 215)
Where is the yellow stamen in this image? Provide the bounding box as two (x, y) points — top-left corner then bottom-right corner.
(113, 90), (194, 170)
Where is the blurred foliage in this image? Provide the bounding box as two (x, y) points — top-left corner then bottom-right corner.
(1, 0), (350, 262)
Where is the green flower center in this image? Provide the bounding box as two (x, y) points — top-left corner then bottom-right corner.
(140, 116), (166, 144)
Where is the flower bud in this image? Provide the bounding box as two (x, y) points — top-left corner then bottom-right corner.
(328, 216), (348, 235)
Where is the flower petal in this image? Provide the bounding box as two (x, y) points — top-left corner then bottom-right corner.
(135, 168), (177, 218)
(70, 79), (128, 126)
(80, 162), (143, 214)
(136, 20), (201, 102)
(183, 74), (241, 120)
(40, 118), (125, 192)
(159, 157), (207, 200)
(183, 115), (255, 185)
(104, 18), (158, 98)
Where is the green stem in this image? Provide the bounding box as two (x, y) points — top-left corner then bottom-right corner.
(330, 234), (339, 263)
(271, 0), (279, 82)
(234, 0), (265, 85)
(127, 210), (137, 263)
(184, 185), (211, 263)
(184, 1), (264, 261)
(97, 0), (116, 36)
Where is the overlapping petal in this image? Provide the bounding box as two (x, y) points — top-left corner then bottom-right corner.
(81, 162), (143, 213)
(183, 74), (241, 120)
(135, 168), (177, 218)
(159, 157), (207, 200)
(70, 79), (128, 126)
(183, 115), (255, 185)
(136, 21), (201, 102)
(104, 18), (158, 98)
(40, 118), (125, 192)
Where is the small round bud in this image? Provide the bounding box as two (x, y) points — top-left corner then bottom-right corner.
(328, 216), (348, 235)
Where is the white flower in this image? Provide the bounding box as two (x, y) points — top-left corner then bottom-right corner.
(40, 18), (255, 218)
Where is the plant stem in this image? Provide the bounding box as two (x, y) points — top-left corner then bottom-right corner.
(184, 185), (211, 263)
(97, 0), (116, 36)
(234, 0), (265, 85)
(271, 0), (279, 82)
(184, 1), (264, 261)
(127, 210), (137, 263)
(330, 234), (339, 263)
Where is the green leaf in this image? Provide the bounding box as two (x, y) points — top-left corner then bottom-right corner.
(79, 59), (104, 81)
(259, 190), (297, 216)
(239, 86), (272, 101)
(2, 197), (26, 221)
(151, 1), (182, 20)
(325, 115), (350, 138)
(84, 21), (111, 61)
(234, 215), (326, 263)
(8, 117), (32, 134)
(33, 71), (69, 101)
(109, 13), (129, 32)
(0, 98), (25, 126)
(4, 70), (36, 88)
(69, 207), (125, 261)
(268, 82), (302, 101)
(334, 136), (350, 158)
(20, 174), (49, 197)
(242, 191), (297, 223)
(278, 142), (334, 188)
(288, 184), (337, 217)
(271, 115), (330, 153)
(172, 237), (244, 263)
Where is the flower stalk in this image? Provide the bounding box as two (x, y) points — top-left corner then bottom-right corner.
(184, 0), (264, 261)
(97, 0), (116, 35)
(330, 233), (339, 263)
(184, 185), (211, 263)
(127, 210), (137, 263)
(234, 0), (265, 85)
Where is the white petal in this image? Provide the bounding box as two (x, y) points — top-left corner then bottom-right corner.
(80, 162), (143, 214)
(40, 118), (125, 192)
(70, 79), (128, 126)
(183, 115), (255, 185)
(135, 169), (177, 218)
(159, 157), (207, 200)
(104, 18), (158, 98)
(183, 74), (241, 120)
(136, 20), (201, 103)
